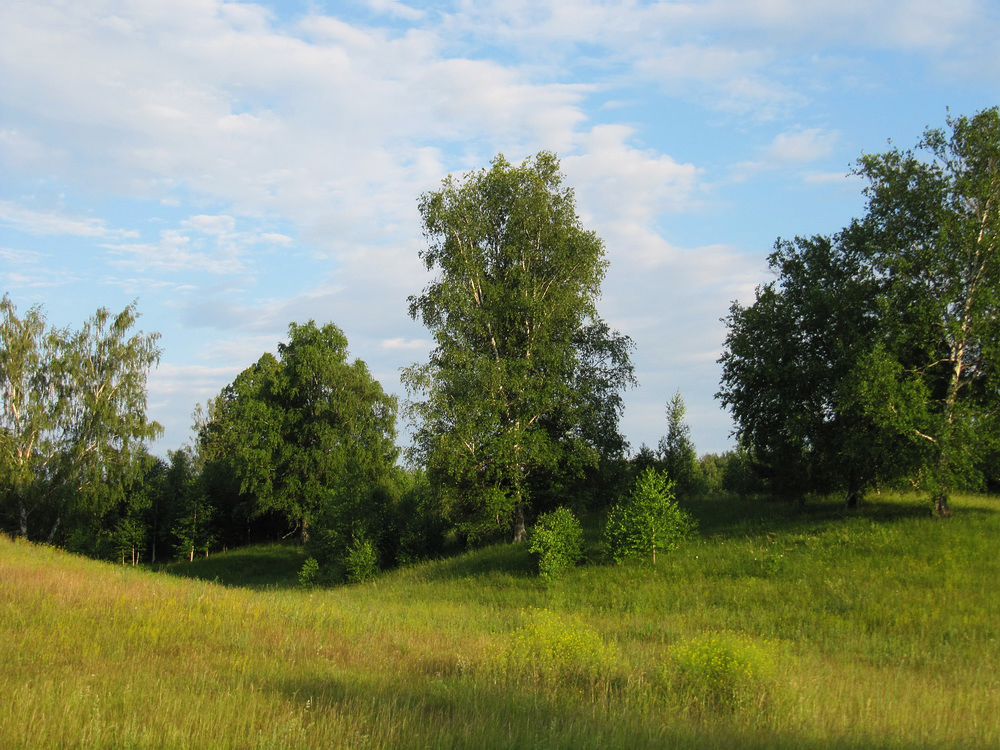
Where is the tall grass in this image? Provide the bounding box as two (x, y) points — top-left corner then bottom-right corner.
(2, 492), (998, 748)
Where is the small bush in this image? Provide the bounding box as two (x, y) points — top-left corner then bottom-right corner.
(482, 608), (619, 693)
(345, 533), (379, 583)
(663, 632), (774, 714)
(298, 556), (320, 589)
(528, 507), (584, 581)
(605, 467), (697, 564)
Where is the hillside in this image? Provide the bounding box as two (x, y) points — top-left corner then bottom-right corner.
(2, 493), (999, 749)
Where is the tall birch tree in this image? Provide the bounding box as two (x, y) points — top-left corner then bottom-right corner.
(0, 296), (162, 540)
(404, 152), (634, 542)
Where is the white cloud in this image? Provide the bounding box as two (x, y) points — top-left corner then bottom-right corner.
(147, 361), (242, 398)
(563, 125), (703, 267)
(0, 0), (592, 234)
(381, 337), (432, 350)
(731, 127), (840, 178)
(0, 200), (137, 239)
(198, 333), (284, 366)
(0, 246), (43, 264)
(182, 214), (237, 235)
(100, 215), (299, 277)
(367, 0), (425, 22)
(0, 246), (87, 290)
(804, 171), (859, 185)
(765, 128), (839, 163)
(103, 229), (245, 274)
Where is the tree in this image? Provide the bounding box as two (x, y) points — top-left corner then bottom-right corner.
(404, 152), (634, 543)
(0, 296), (162, 541)
(718, 108), (1000, 514)
(718, 232), (895, 505)
(658, 391), (698, 497)
(604, 467), (696, 565)
(528, 506), (584, 581)
(168, 448), (215, 562)
(100, 451), (162, 565)
(200, 321), (399, 557)
(852, 107), (1000, 515)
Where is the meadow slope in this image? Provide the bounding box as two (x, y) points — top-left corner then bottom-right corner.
(2, 493), (998, 749)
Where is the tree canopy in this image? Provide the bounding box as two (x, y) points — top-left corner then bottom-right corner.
(199, 321), (399, 548)
(0, 296), (162, 541)
(404, 151), (634, 542)
(719, 107), (1000, 513)
(658, 391), (699, 497)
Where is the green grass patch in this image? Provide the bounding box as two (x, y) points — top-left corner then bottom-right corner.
(2, 492), (999, 748)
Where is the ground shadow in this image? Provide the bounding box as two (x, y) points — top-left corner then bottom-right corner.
(154, 542), (306, 589)
(267, 670), (962, 750)
(679, 491), (988, 541)
(415, 540), (536, 583)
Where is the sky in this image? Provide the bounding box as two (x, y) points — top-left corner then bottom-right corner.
(2, 0), (998, 459)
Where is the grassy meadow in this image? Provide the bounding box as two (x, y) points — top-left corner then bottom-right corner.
(2, 492), (999, 749)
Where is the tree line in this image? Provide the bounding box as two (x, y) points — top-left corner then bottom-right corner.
(2, 108), (997, 575)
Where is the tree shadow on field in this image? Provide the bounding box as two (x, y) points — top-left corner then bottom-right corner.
(679, 492), (995, 542)
(417, 541), (536, 583)
(266, 671), (962, 750)
(155, 542), (306, 589)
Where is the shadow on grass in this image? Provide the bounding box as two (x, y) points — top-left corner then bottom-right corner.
(416, 541), (536, 583)
(399, 492), (997, 584)
(155, 542), (306, 589)
(679, 492), (967, 540)
(267, 670), (959, 750)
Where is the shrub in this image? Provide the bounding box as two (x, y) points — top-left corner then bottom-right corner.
(298, 556), (320, 589)
(345, 533), (379, 583)
(605, 467), (696, 564)
(528, 507), (584, 581)
(394, 470), (449, 565)
(481, 608), (619, 693)
(663, 632), (774, 714)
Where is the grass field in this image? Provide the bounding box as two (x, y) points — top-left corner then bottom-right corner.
(2, 492), (998, 748)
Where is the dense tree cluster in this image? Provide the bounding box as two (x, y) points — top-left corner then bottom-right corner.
(0, 297), (162, 548)
(197, 321), (401, 576)
(4, 111), (996, 576)
(719, 107), (1000, 514)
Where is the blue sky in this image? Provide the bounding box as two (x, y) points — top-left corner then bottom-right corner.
(2, 0), (998, 457)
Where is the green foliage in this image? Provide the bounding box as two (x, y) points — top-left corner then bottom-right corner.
(718, 232), (886, 503)
(481, 608), (619, 693)
(663, 633), (775, 714)
(851, 108), (1000, 514)
(718, 447), (766, 497)
(527, 506), (584, 581)
(198, 320), (399, 559)
(0, 295), (161, 542)
(658, 391), (699, 497)
(393, 470), (449, 565)
(719, 108), (1000, 513)
(344, 533), (379, 583)
(403, 152), (634, 543)
(166, 449), (216, 562)
(694, 453), (728, 496)
(605, 467), (697, 564)
(297, 556), (320, 589)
